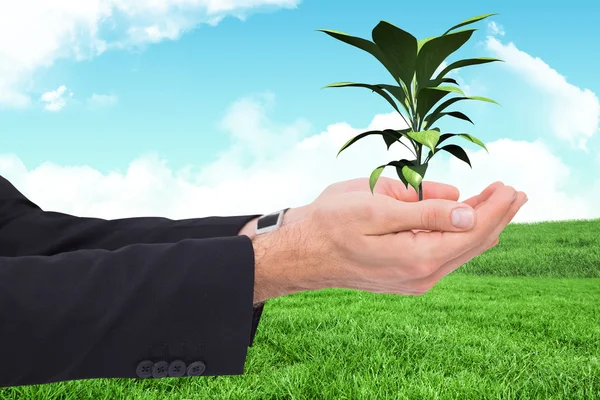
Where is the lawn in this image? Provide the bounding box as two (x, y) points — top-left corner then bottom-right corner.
(2, 219), (599, 400)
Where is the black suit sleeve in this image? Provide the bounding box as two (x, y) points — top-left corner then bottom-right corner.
(0, 175), (272, 387)
(0, 235), (256, 387)
(0, 175), (263, 257)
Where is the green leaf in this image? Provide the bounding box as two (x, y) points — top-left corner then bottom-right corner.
(371, 21), (418, 88)
(369, 165), (386, 194)
(381, 129), (404, 150)
(401, 162), (429, 193)
(415, 29), (476, 87)
(395, 166), (410, 189)
(437, 144), (472, 168)
(433, 57), (503, 82)
(378, 84), (411, 115)
(424, 95), (499, 129)
(394, 128), (417, 148)
(323, 82), (402, 115)
(443, 13), (498, 36)
(406, 130), (440, 154)
(369, 159), (416, 193)
(425, 110), (474, 128)
(441, 77), (459, 86)
(437, 133), (488, 152)
(417, 36), (436, 52)
(416, 86), (465, 120)
(336, 129), (401, 158)
(318, 29), (399, 84)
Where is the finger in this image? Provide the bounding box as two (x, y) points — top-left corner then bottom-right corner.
(416, 191), (528, 285)
(461, 181), (505, 209)
(365, 196), (477, 236)
(422, 182), (460, 202)
(403, 181), (460, 202)
(414, 185), (519, 264)
(376, 177), (460, 202)
(410, 182), (505, 234)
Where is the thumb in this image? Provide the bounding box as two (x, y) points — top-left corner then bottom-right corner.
(368, 197), (476, 234)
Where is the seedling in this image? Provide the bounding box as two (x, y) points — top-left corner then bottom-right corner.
(320, 13), (503, 200)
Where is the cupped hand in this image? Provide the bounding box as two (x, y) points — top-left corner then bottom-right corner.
(401, 182), (527, 294)
(300, 181), (527, 296)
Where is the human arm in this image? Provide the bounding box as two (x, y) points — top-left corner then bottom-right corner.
(0, 179), (526, 387)
(0, 175), (263, 257)
(0, 235), (257, 387)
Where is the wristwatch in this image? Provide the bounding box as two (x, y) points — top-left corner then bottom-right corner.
(249, 207), (290, 347)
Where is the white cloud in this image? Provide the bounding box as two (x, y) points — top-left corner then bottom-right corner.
(0, 0), (300, 108)
(1, 95), (598, 223)
(87, 93), (118, 108)
(427, 139), (599, 223)
(40, 85), (73, 111)
(488, 21), (505, 37)
(486, 36), (600, 151)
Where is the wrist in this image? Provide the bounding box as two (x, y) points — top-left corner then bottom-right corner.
(282, 204), (312, 227)
(251, 219), (322, 303)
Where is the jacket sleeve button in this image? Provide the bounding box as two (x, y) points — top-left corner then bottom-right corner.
(136, 360), (154, 378)
(152, 361), (170, 378)
(168, 360), (187, 377)
(186, 361), (206, 376)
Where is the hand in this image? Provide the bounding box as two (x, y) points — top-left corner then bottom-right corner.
(265, 182), (527, 298)
(401, 182), (526, 294)
(315, 182), (527, 294)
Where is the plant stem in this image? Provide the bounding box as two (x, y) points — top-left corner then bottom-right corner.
(397, 111), (411, 130)
(411, 78), (423, 201)
(416, 144), (423, 201)
(398, 138), (417, 157)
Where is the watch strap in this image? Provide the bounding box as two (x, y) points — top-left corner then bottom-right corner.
(255, 208), (290, 235)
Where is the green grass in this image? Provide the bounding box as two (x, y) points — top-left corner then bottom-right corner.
(2, 219), (599, 399)
(456, 218), (600, 278)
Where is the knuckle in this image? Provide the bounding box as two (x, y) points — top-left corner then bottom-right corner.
(420, 206), (439, 231)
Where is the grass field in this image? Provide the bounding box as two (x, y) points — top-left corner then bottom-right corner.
(2, 219), (599, 399)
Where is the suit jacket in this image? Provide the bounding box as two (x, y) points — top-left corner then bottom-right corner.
(0, 175), (266, 387)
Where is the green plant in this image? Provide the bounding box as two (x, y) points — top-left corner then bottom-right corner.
(319, 13), (503, 200)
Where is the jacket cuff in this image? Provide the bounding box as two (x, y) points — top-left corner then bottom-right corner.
(249, 301), (266, 347)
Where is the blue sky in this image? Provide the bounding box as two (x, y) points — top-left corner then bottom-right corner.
(1, 0), (599, 222)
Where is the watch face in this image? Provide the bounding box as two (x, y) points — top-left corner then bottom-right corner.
(257, 213), (280, 229)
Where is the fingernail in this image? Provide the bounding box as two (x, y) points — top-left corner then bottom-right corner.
(452, 207), (474, 229)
